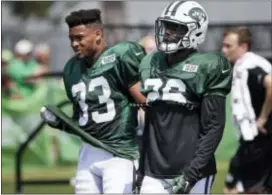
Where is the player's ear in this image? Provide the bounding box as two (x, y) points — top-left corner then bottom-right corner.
(240, 43), (248, 51)
(95, 29), (103, 45)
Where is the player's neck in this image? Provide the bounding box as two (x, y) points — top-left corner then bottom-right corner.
(167, 49), (196, 66)
(86, 41), (106, 65)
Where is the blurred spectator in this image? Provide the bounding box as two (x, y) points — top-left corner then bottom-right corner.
(6, 39), (41, 99)
(34, 43), (50, 73)
(2, 49), (13, 67)
(222, 27), (272, 194)
(1, 49), (20, 98)
(138, 35), (156, 54)
(2, 49), (13, 76)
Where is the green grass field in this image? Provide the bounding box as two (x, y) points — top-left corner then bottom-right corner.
(2, 162), (229, 194)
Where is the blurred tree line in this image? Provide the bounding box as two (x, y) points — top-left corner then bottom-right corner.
(9, 1), (53, 19)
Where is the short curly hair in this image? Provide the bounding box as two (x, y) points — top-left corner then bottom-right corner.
(65, 9), (102, 28)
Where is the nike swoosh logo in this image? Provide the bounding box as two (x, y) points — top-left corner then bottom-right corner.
(135, 52), (143, 56)
(222, 69), (230, 74)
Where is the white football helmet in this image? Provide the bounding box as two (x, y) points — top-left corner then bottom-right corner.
(155, 0), (209, 53)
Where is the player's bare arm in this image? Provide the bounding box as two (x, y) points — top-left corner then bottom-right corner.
(257, 75), (272, 132)
(122, 42), (147, 106)
(129, 81), (146, 104)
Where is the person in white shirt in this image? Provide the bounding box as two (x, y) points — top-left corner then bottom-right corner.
(221, 27), (272, 193)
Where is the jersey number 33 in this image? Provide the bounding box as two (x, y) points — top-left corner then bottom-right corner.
(71, 76), (116, 126)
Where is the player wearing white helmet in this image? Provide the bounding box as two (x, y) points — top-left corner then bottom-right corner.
(137, 1), (232, 193)
(155, 0), (208, 52)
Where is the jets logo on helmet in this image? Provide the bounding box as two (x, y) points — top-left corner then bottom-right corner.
(188, 7), (207, 22)
(155, 0), (209, 53)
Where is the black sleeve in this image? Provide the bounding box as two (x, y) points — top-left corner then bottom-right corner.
(248, 66), (268, 87)
(184, 95), (226, 185)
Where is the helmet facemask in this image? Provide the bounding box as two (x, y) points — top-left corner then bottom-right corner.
(155, 18), (197, 53)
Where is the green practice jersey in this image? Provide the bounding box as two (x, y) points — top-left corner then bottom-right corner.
(139, 50), (232, 178)
(140, 51), (232, 105)
(63, 41), (146, 160)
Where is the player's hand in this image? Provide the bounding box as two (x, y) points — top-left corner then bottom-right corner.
(40, 106), (60, 128)
(170, 174), (192, 194)
(256, 116), (267, 134)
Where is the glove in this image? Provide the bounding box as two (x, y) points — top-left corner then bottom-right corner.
(170, 174), (192, 194)
(40, 106), (60, 128)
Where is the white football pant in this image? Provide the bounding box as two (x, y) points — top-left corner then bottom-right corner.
(74, 143), (136, 193)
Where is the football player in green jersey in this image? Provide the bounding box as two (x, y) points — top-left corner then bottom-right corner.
(40, 9), (146, 193)
(138, 1), (232, 194)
